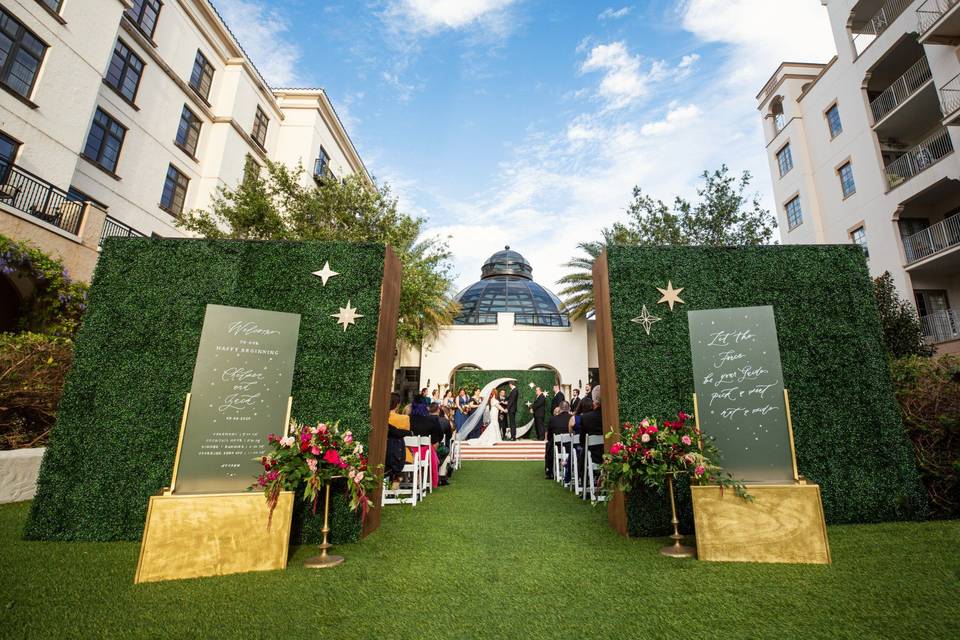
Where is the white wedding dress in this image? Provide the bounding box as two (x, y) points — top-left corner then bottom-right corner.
(471, 397), (503, 446)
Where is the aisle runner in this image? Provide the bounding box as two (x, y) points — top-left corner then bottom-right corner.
(459, 440), (545, 461)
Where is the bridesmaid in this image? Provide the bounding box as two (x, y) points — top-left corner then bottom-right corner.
(454, 387), (470, 432)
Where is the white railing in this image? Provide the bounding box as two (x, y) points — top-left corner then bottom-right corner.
(885, 127), (954, 189)
(853, 0), (914, 54)
(870, 57), (933, 123)
(941, 72), (960, 116)
(902, 212), (960, 263)
(920, 309), (959, 344)
(917, 0), (959, 33)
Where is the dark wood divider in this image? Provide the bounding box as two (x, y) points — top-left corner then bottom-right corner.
(592, 250), (628, 536)
(362, 246), (402, 538)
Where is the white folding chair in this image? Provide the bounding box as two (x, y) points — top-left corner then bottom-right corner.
(569, 436), (581, 495)
(381, 436), (421, 506)
(452, 437), (462, 470)
(554, 434), (570, 485)
(584, 435), (607, 503)
(418, 436), (433, 497)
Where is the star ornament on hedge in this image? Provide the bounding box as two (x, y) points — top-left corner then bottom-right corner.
(656, 281), (685, 311)
(332, 301), (363, 332)
(312, 261), (339, 286)
(631, 304), (661, 336)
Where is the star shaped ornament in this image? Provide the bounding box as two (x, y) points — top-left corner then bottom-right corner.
(656, 281), (685, 311)
(631, 304), (661, 335)
(312, 261), (339, 286)
(332, 301), (363, 331)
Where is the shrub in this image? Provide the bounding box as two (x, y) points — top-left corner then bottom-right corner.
(0, 333), (74, 450)
(873, 271), (932, 358)
(890, 355), (960, 518)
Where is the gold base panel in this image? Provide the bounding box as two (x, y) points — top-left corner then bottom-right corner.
(691, 484), (831, 565)
(134, 491), (294, 584)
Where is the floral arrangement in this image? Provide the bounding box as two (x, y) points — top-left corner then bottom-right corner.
(252, 420), (380, 525)
(599, 411), (751, 500)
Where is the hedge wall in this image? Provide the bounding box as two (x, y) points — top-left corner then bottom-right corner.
(605, 245), (928, 536)
(453, 369), (558, 436)
(25, 239), (387, 544)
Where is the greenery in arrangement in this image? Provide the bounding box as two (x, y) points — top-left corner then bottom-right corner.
(2, 463), (959, 639)
(452, 369), (558, 435)
(25, 239), (388, 544)
(889, 355), (960, 518)
(0, 234), (88, 338)
(605, 245), (928, 536)
(872, 271), (933, 358)
(0, 333), (73, 450)
(176, 160), (458, 346)
(558, 166), (777, 320)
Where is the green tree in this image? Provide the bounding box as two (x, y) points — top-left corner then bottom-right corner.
(558, 166), (776, 319)
(177, 160), (458, 345)
(873, 271), (933, 358)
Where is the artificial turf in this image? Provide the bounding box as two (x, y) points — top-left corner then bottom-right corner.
(0, 461), (958, 639)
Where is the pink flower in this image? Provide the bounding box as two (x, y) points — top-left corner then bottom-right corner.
(610, 442), (624, 455)
(266, 470), (279, 481)
(354, 443), (364, 455)
(694, 465), (705, 477)
(257, 474), (267, 487)
(354, 471), (364, 483)
(641, 433), (650, 443)
(311, 446), (321, 456)
(647, 425), (658, 434)
(348, 468), (357, 479)
(681, 435), (692, 446)
(267, 434), (278, 443)
(279, 436), (295, 448)
(317, 423), (328, 434)
(323, 449), (343, 468)
(300, 430), (312, 444)
(306, 458), (318, 472)
(684, 454), (695, 464)
(343, 431), (353, 444)
(641, 419), (650, 428)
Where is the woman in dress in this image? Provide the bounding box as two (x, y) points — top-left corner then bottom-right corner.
(471, 389), (503, 446)
(454, 388), (469, 432)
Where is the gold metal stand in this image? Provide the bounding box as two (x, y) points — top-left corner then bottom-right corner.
(660, 474), (696, 558)
(304, 481), (344, 569)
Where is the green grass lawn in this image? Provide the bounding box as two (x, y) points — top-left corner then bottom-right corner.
(1, 461), (958, 639)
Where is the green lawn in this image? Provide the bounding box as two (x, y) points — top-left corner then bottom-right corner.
(1, 462), (958, 639)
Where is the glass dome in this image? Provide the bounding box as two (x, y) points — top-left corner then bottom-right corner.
(454, 246), (570, 327)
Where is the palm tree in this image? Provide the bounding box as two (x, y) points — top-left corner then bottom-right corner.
(556, 240), (606, 321)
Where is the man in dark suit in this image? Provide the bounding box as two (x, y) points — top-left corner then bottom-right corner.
(506, 381), (519, 441)
(569, 388), (581, 413)
(497, 389), (508, 438)
(544, 401), (571, 479)
(579, 400), (604, 467)
(531, 386), (546, 440)
(550, 385), (565, 413)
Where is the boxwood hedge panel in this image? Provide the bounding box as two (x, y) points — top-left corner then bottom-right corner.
(605, 245), (927, 536)
(25, 238), (386, 543)
(452, 369), (558, 436)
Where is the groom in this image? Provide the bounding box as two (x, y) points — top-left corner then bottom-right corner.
(506, 381), (519, 441)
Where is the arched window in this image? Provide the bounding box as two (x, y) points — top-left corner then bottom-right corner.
(771, 97), (785, 133)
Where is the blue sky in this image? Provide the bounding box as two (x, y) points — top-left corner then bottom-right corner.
(213, 0), (837, 290)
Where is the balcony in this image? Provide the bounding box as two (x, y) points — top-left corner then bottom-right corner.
(941, 72), (960, 124)
(884, 127), (954, 190)
(100, 215), (146, 246)
(917, 0), (960, 44)
(920, 308), (959, 344)
(851, 0), (915, 54)
(0, 160), (85, 236)
(902, 211), (960, 263)
(870, 57), (934, 123)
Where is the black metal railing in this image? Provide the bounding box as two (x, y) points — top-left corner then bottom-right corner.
(313, 157), (336, 182)
(0, 160), (85, 235)
(100, 215), (146, 246)
(453, 311), (571, 327)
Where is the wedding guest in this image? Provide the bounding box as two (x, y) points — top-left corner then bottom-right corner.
(551, 384), (565, 412)
(579, 397), (604, 469)
(544, 401), (571, 480)
(569, 388), (581, 413)
(531, 386), (546, 440)
(431, 388), (441, 405)
(583, 383), (592, 403)
(565, 397), (593, 486)
(431, 402), (455, 485)
(410, 402), (439, 489)
(416, 388), (429, 405)
(386, 393), (412, 489)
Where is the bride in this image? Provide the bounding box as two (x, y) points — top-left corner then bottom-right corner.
(472, 389), (503, 446)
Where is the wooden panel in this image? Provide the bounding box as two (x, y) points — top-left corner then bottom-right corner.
(691, 484), (831, 564)
(592, 250), (627, 536)
(363, 246), (402, 537)
(134, 492), (294, 583)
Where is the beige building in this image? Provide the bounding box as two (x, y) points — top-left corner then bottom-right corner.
(0, 0), (367, 327)
(757, 0), (960, 353)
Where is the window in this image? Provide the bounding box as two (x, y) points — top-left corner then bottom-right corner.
(160, 164), (188, 214)
(0, 8), (48, 99)
(251, 106), (269, 149)
(785, 196), (803, 230)
(776, 143), (794, 177)
(36, 0), (63, 14)
(189, 50), (214, 101)
(839, 162), (856, 197)
(105, 39), (145, 104)
(126, 0), (162, 40)
(850, 225), (868, 257)
(771, 98), (785, 133)
(314, 146), (330, 179)
(82, 108), (127, 174)
(174, 105), (201, 157)
(0, 130), (19, 182)
(825, 104), (842, 138)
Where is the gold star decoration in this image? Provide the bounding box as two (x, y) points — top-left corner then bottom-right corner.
(331, 301), (363, 331)
(631, 304), (661, 335)
(656, 281), (685, 311)
(312, 261), (339, 286)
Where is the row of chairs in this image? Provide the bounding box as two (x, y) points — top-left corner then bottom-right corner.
(552, 433), (607, 503)
(381, 435), (462, 506)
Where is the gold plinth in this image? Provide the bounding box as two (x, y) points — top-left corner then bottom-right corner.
(660, 474), (696, 559)
(304, 481), (344, 569)
(134, 491), (294, 583)
(691, 484), (830, 564)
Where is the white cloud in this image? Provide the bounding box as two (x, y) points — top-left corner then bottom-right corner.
(580, 41), (649, 109)
(640, 104), (702, 136)
(385, 0), (516, 33)
(212, 0), (303, 87)
(598, 6), (631, 20)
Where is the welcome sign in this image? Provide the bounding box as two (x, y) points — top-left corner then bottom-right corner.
(688, 306), (794, 484)
(173, 304), (301, 494)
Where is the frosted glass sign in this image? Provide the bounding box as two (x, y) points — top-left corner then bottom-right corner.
(173, 304), (301, 494)
(688, 306), (794, 484)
